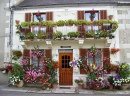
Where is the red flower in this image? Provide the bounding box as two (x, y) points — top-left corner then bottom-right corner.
(6, 65), (12, 71)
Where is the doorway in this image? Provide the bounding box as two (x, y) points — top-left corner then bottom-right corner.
(59, 53), (73, 85)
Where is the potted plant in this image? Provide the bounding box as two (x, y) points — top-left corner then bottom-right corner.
(37, 33), (43, 39)
(75, 20), (83, 26)
(9, 63), (25, 87)
(49, 78), (58, 89)
(15, 20), (20, 25)
(12, 50), (22, 60)
(20, 22), (30, 29)
(65, 19), (76, 26)
(46, 21), (54, 27)
(108, 15), (113, 20)
(53, 31), (62, 39)
(75, 78), (84, 89)
(85, 31), (94, 38)
(108, 76), (114, 90)
(110, 48), (120, 54)
(25, 32), (36, 39)
(56, 20), (65, 26)
(82, 20), (92, 26)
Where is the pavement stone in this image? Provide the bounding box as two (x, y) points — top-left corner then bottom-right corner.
(0, 84), (130, 94)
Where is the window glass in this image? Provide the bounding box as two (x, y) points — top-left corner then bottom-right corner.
(95, 49), (101, 66)
(31, 49), (44, 67)
(85, 12), (98, 21)
(87, 49), (101, 66)
(33, 14), (46, 35)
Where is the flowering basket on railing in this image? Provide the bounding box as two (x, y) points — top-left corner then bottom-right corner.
(110, 48), (120, 54)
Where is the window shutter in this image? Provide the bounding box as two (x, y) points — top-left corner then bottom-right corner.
(23, 49), (30, 64)
(25, 13), (31, 34)
(79, 48), (87, 74)
(45, 49), (52, 59)
(46, 12), (53, 39)
(100, 10), (107, 20)
(100, 10), (107, 30)
(103, 48), (110, 65)
(77, 11), (85, 38)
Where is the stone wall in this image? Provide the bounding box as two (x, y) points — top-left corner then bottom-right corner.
(0, 0), (10, 83)
(118, 8), (130, 63)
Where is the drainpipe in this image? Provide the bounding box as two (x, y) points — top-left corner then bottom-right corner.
(9, 0), (13, 63)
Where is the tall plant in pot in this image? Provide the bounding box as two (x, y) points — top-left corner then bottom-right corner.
(9, 63), (25, 87)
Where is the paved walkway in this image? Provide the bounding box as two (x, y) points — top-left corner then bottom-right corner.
(0, 84), (130, 94)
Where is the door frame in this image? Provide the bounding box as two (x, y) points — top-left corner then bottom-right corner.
(59, 52), (73, 85)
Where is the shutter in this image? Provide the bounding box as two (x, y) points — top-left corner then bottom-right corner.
(103, 48), (110, 65)
(45, 49), (52, 59)
(79, 48), (87, 74)
(46, 12), (53, 39)
(100, 10), (107, 20)
(100, 10), (107, 30)
(77, 11), (85, 38)
(23, 49), (30, 64)
(25, 13), (31, 34)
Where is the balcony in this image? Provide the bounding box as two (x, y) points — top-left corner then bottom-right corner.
(17, 19), (118, 48)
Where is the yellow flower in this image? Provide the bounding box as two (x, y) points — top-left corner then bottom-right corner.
(90, 63), (92, 67)
(122, 65), (125, 69)
(93, 65), (96, 69)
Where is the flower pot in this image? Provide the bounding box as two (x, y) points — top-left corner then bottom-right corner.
(109, 84), (114, 90)
(108, 15), (113, 20)
(16, 80), (24, 87)
(52, 84), (57, 89)
(78, 84), (83, 89)
(120, 84), (128, 90)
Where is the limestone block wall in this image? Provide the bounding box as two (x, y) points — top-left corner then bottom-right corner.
(118, 7), (130, 63)
(0, 0), (10, 83)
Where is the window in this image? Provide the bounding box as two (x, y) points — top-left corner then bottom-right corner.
(87, 49), (102, 66)
(85, 11), (99, 35)
(31, 49), (44, 67)
(32, 13), (46, 35)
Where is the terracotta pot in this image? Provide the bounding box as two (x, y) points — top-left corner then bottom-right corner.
(52, 84), (57, 89)
(78, 84), (83, 89)
(120, 84), (128, 90)
(109, 84), (113, 90)
(108, 15), (113, 20)
(15, 20), (20, 25)
(16, 80), (24, 87)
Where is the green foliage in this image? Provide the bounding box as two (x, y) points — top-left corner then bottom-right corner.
(53, 31), (62, 39)
(88, 72), (96, 80)
(108, 76), (114, 85)
(56, 20), (65, 26)
(37, 33), (43, 39)
(65, 19), (76, 25)
(25, 32), (35, 39)
(98, 30), (109, 37)
(67, 32), (79, 37)
(20, 22), (29, 27)
(118, 62), (130, 79)
(12, 63), (25, 79)
(86, 31), (95, 37)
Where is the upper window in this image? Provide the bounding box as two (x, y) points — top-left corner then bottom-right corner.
(85, 11), (99, 33)
(32, 13), (46, 35)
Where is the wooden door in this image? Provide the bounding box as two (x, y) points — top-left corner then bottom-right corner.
(59, 53), (73, 85)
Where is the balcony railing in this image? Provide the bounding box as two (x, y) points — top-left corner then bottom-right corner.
(17, 20), (118, 41)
